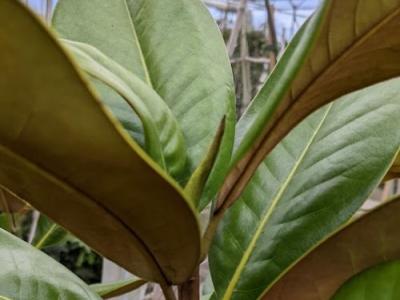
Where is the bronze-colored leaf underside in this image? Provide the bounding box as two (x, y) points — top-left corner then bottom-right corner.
(220, 0), (400, 209)
(0, 0), (200, 285)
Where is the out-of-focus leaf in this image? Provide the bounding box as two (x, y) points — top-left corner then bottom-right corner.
(52, 0), (236, 208)
(0, 214), (11, 232)
(333, 260), (400, 300)
(264, 196), (400, 300)
(210, 79), (400, 300)
(219, 0), (400, 209)
(32, 215), (70, 249)
(90, 278), (146, 298)
(0, 228), (101, 300)
(0, 0), (200, 284)
(64, 40), (189, 183)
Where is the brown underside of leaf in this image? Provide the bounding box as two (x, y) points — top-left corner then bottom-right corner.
(0, 0), (200, 284)
(218, 0), (400, 210)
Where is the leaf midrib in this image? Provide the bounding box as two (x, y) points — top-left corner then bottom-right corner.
(122, 0), (153, 88)
(221, 104), (333, 300)
(34, 223), (58, 249)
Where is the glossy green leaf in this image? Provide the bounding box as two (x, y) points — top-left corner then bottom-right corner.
(90, 278), (146, 298)
(263, 196), (400, 300)
(0, 0), (200, 284)
(210, 79), (400, 300)
(333, 261), (400, 300)
(0, 228), (100, 300)
(32, 215), (69, 249)
(52, 0), (236, 206)
(64, 40), (189, 183)
(219, 0), (400, 209)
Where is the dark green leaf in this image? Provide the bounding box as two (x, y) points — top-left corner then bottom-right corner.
(210, 79), (400, 300)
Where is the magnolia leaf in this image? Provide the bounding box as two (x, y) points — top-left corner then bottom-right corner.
(0, 228), (101, 300)
(52, 0), (236, 208)
(0, 0), (200, 284)
(264, 196), (400, 300)
(219, 0), (400, 209)
(64, 40), (189, 183)
(332, 260), (400, 300)
(90, 278), (146, 298)
(209, 79), (400, 300)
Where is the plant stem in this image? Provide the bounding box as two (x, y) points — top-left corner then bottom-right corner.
(178, 268), (200, 300)
(160, 282), (177, 300)
(201, 209), (225, 261)
(264, 0), (278, 64)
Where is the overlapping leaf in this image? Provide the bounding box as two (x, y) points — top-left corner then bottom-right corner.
(64, 40), (189, 182)
(219, 0), (400, 209)
(0, 0), (200, 284)
(264, 196), (400, 300)
(0, 228), (100, 300)
(210, 79), (400, 300)
(52, 0), (236, 205)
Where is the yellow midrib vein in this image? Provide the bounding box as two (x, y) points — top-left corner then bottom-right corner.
(34, 223), (58, 249)
(221, 104), (333, 300)
(122, 0), (154, 88)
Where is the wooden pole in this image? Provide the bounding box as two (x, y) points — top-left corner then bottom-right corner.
(240, 9), (252, 113)
(264, 0), (278, 66)
(226, 0), (247, 57)
(45, 0), (52, 22)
